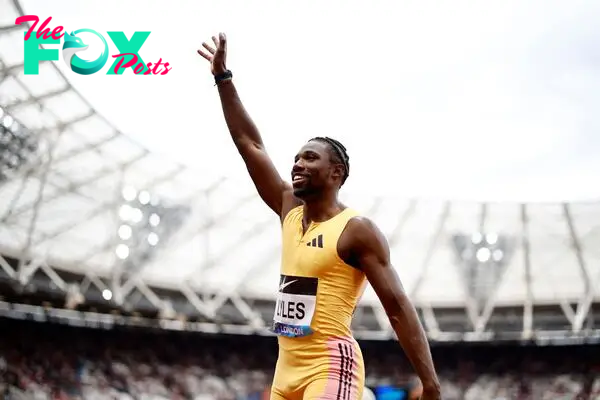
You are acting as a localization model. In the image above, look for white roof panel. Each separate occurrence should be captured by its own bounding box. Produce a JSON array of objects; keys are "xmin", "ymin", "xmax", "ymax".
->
[
  {"xmin": 75, "ymin": 174, "xmax": 120, "ymax": 202},
  {"xmin": 52, "ymin": 129, "xmax": 91, "ymax": 159},
  {"xmin": 99, "ymin": 136, "xmax": 146, "ymax": 164},
  {"xmin": 0, "ymin": 76, "xmax": 29, "ymax": 105},
  {"xmin": 0, "ymin": 0, "xmax": 19, "ymax": 25},
  {"xmin": 18, "ymin": 62, "xmax": 67, "ymax": 97},
  {"xmin": 495, "ymin": 244, "xmax": 527, "ymax": 305},
  {"xmin": 41, "ymin": 91, "xmax": 90, "ymax": 121},
  {"xmin": 0, "ymin": 178, "xmax": 26, "ymax": 213},
  {"xmin": 51, "ymin": 150, "xmax": 108, "ymax": 182},
  {"xmin": 0, "ymin": 28, "xmax": 26, "ymax": 68},
  {"xmin": 10, "ymin": 104, "xmax": 58, "ymax": 131},
  {"xmin": 29, "ymin": 194, "xmax": 97, "ymax": 233},
  {"xmin": 69, "ymin": 116, "xmax": 116, "ymax": 142},
  {"xmin": 0, "ymin": 226, "xmax": 27, "ymax": 252}
]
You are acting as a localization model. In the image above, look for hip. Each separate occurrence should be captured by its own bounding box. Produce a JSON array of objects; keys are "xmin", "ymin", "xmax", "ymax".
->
[
  {"xmin": 276, "ymin": 335, "xmax": 364, "ymax": 372},
  {"xmin": 273, "ymin": 335, "xmax": 365, "ymax": 397}
]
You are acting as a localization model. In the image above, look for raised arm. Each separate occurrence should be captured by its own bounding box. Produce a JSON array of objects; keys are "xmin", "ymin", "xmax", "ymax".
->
[
  {"xmin": 342, "ymin": 217, "xmax": 441, "ymax": 400},
  {"xmin": 197, "ymin": 33, "xmax": 298, "ymax": 219}
]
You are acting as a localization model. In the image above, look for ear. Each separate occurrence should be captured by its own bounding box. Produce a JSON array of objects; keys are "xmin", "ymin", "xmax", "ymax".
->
[{"xmin": 331, "ymin": 163, "xmax": 344, "ymax": 181}]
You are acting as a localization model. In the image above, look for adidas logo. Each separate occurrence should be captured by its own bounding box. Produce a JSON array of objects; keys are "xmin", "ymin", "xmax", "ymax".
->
[{"xmin": 306, "ymin": 234, "xmax": 324, "ymax": 248}]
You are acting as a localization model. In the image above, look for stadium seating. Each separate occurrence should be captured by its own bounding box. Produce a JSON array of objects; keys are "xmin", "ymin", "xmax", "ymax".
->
[{"xmin": 1, "ymin": 318, "xmax": 599, "ymax": 400}]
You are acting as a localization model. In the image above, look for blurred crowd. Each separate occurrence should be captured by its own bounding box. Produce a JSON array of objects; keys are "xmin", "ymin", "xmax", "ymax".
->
[{"xmin": 0, "ymin": 318, "xmax": 599, "ymax": 400}]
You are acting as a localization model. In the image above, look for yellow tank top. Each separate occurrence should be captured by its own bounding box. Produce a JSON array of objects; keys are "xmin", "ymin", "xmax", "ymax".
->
[{"xmin": 271, "ymin": 205, "xmax": 367, "ymax": 355}]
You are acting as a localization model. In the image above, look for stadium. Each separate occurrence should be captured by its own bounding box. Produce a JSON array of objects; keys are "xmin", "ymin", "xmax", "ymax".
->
[{"xmin": 1, "ymin": 0, "xmax": 600, "ymax": 399}]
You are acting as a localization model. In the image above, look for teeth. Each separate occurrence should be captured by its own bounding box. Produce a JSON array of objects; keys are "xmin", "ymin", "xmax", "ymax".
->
[{"xmin": 293, "ymin": 175, "xmax": 304, "ymax": 182}]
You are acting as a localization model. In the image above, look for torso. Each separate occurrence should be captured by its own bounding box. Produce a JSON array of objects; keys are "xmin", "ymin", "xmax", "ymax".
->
[{"xmin": 271, "ymin": 205, "xmax": 367, "ymax": 357}]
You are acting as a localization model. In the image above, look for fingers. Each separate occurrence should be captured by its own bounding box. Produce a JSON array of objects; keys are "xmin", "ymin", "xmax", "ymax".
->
[
  {"xmin": 196, "ymin": 49, "xmax": 212, "ymax": 61},
  {"xmin": 202, "ymin": 42, "xmax": 216, "ymax": 55},
  {"xmin": 198, "ymin": 33, "xmax": 226, "ymax": 60},
  {"xmin": 218, "ymin": 32, "xmax": 227, "ymax": 51}
]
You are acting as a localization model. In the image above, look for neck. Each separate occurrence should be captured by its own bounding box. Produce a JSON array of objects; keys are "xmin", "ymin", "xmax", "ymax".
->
[{"xmin": 302, "ymin": 190, "xmax": 343, "ymax": 222}]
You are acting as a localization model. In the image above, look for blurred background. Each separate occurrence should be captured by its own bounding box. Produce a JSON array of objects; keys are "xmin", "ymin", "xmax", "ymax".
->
[{"xmin": 1, "ymin": 0, "xmax": 599, "ymax": 399}]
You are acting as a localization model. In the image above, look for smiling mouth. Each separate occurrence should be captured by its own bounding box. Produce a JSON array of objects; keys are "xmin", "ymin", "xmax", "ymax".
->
[{"xmin": 292, "ymin": 175, "xmax": 308, "ymax": 185}]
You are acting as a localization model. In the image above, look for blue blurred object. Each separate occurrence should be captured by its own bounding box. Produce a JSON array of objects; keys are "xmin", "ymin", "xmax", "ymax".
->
[{"xmin": 373, "ymin": 385, "xmax": 408, "ymax": 400}]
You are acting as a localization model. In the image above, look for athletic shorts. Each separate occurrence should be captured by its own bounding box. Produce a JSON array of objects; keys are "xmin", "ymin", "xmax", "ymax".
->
[{"xmin": 270, "ymin": 336, "xmax": 365, "ymax": 400}]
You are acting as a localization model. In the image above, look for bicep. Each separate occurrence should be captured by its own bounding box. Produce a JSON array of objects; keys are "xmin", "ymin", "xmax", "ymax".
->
[
  {"xmin": 363, "ymin": 261, "xmax": 407, "ymax": 315},
  {"xmin": 361, "ymin": 253, "xmax": 407, "ymax": 315},
  {"xmin": 353, "ymin": 219, "xmax": 407, "ymax": 314},
  {"xmin": 236, "ymin": 139, "xmax": 294, "ymax": 217}
]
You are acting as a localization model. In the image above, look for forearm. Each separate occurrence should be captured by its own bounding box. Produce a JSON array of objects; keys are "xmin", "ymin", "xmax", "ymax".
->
[
  {"xmin": 388, "ymin": 298, "xmax": 440, "ymax": 391},
  {"xmin": 217, "ymin": 80, "xmax": 263, "ymax": 147}
]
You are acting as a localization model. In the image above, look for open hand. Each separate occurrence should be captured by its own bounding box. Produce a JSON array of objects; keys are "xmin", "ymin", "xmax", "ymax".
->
[{"xmin": 197, "ymin": 32, "xmax": 228, "ymax": 76}]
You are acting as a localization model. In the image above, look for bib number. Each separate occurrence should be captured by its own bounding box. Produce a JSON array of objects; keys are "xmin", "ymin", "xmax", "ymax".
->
[{"xmin": 271, "ymin": 275, "xmax": 318, "ymax": 338}]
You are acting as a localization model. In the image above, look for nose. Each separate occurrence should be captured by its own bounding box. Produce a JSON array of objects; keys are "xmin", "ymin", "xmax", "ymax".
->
[{"xmin": 292, "ymin": 159, "xmax": 306, "ymax": 172}]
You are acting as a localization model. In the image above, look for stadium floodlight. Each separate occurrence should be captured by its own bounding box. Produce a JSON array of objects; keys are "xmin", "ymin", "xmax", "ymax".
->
[
  {"xmin": 149, "ymin": 213, "xmax": 160, "ymax": 227},
  {"xmin": 102, "ymin": 289, "xmax": 113, "ymax": 301},
  {"xmin": 112, "ymin": 189, "xmax": 189, "ymax": 307},
  {"xmin": 2, "ymin": 115, "xmax": 13, "ymax": 128},
  {"xmin": 451, "ymin": 232, "xmax": 513, "ymax": 308},
  {"xmin": 492, "ymin": 249, "xmax": 504, "ymax": 262},
  {"xmin": 118, "ymin": 225, "xmax": 132, "ymax": 240},
  {"xmin": 116, "ymin": 244, "xmax": 130, "ymax": 259},
  {"xmin": 130, "ymin": 207, "xmax": 143, "ymax": 223},
  {"xmin": 119, "ymin": 204, "xmax": 133, "ymax": 220},
  {"xmin": 476, "ymin": 247, "xmax": 491, "ymax": 262},
  {"xmin": 122, "ymin": 186, "xmax": 137, "ymax": 201},
  {"xmin": 471, "ymin": 232, "xmax": 483, "ymax": 244},
  {"xmin": 138, "ymin": 190, "xmax": 151, "ymax": 205},
  {"xmin": 147, "ymin": 232, "xmax": 159, "ymax": 246},
  {"xmin": 486, "ymin": 232, "xmax": 498, "ymax": 245}
]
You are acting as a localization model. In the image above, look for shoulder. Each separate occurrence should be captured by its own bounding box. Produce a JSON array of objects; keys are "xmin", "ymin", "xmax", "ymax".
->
[
  {"xmin": 339, "ymin": 216, "xmax": 389, "ymax": 258},
  {"xmin": 280, "ymin": 189, "xmax": 303, "ymax": 223},
  {"xmin": 344, "ymin": 216, "xmax": 386, "ymax": 241}
]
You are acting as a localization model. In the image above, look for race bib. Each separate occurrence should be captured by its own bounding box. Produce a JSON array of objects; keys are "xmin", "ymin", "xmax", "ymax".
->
[{"xmin": 270, "ymin": 275, "xmax": 318, "ymax": 338}]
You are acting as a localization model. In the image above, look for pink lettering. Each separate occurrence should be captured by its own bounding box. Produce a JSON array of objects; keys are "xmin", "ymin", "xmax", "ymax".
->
[
  {"xmin": 51, "ymin": 26, "xmax": 64, "ymax": 40},
  {"xmin": 36, "ymin": 17, "xmax": 53, "ymax": 39},
  {"xmin": 143, "ymin": 63, "xmax": 153, "ymax": 75},
  {"xmin": 160, "ymin": 62, "xmax": 172, "ymax": 75},
  {"xmin": 133, "ymin": 62, "xmax": 145, "ymax": 75},
  {"xmin": 15, "ymin": 15, "xmax": 64, "ymax": 41},
  {"xmin": 112, "ymin": 53, "xmax": 139, "ymax": 73},
  {"xmin": 112, "ymin": 54, "xmax": 172, "ymax": 76}
]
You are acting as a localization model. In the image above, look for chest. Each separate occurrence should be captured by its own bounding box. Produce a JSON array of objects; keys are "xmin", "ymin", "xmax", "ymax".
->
[{"xmin": 280, "ymin": 223, "xmax": 339, "ymax": 277}]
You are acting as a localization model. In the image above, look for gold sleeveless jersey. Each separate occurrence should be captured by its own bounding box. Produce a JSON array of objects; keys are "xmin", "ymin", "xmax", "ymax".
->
[{"xmin": 271, "ymin": 205, "xmax": 367, "ymax": 356}]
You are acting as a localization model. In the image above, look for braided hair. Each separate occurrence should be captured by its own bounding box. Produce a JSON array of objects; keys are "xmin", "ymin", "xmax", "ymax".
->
[{"xmin": 309, "ymin": 136, "xmax": 350, "ymax": 186}]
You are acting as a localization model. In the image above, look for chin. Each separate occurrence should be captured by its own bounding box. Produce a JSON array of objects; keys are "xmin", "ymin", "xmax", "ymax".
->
[
  {"xmin": 293, "ymin": 188, "xmax": 307, "ymax": 198},
  {"xmin": 293, "ymin": 186, "xmax": 314, "ymax": 198}
]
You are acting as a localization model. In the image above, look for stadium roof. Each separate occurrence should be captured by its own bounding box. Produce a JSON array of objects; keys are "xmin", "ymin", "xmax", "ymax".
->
[{"xmin": 1, "ymin": 0, "xmax": 600, "ymax": 336}]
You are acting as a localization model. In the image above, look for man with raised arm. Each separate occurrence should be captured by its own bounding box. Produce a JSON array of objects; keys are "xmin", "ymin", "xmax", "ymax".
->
[{"xmin": 197, "ymin": 33, "xmax": 441, "ymax": 400}]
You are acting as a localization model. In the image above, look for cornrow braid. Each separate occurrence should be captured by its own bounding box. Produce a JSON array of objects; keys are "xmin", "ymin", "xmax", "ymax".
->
[{"xmin": 309, "ymin": 136, "xmax": 350, "ymax": 185}]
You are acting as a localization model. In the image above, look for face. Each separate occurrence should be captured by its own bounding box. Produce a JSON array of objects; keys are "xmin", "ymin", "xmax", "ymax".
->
[{"xmin": 291, "ymin": 141, "xmax": 343, "ymax": 199}]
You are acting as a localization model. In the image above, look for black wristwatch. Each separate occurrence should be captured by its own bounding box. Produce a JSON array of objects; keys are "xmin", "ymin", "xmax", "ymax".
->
[{"xmin": 214, "ymin": 70, "xmax": 233, "ymax": 86}]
